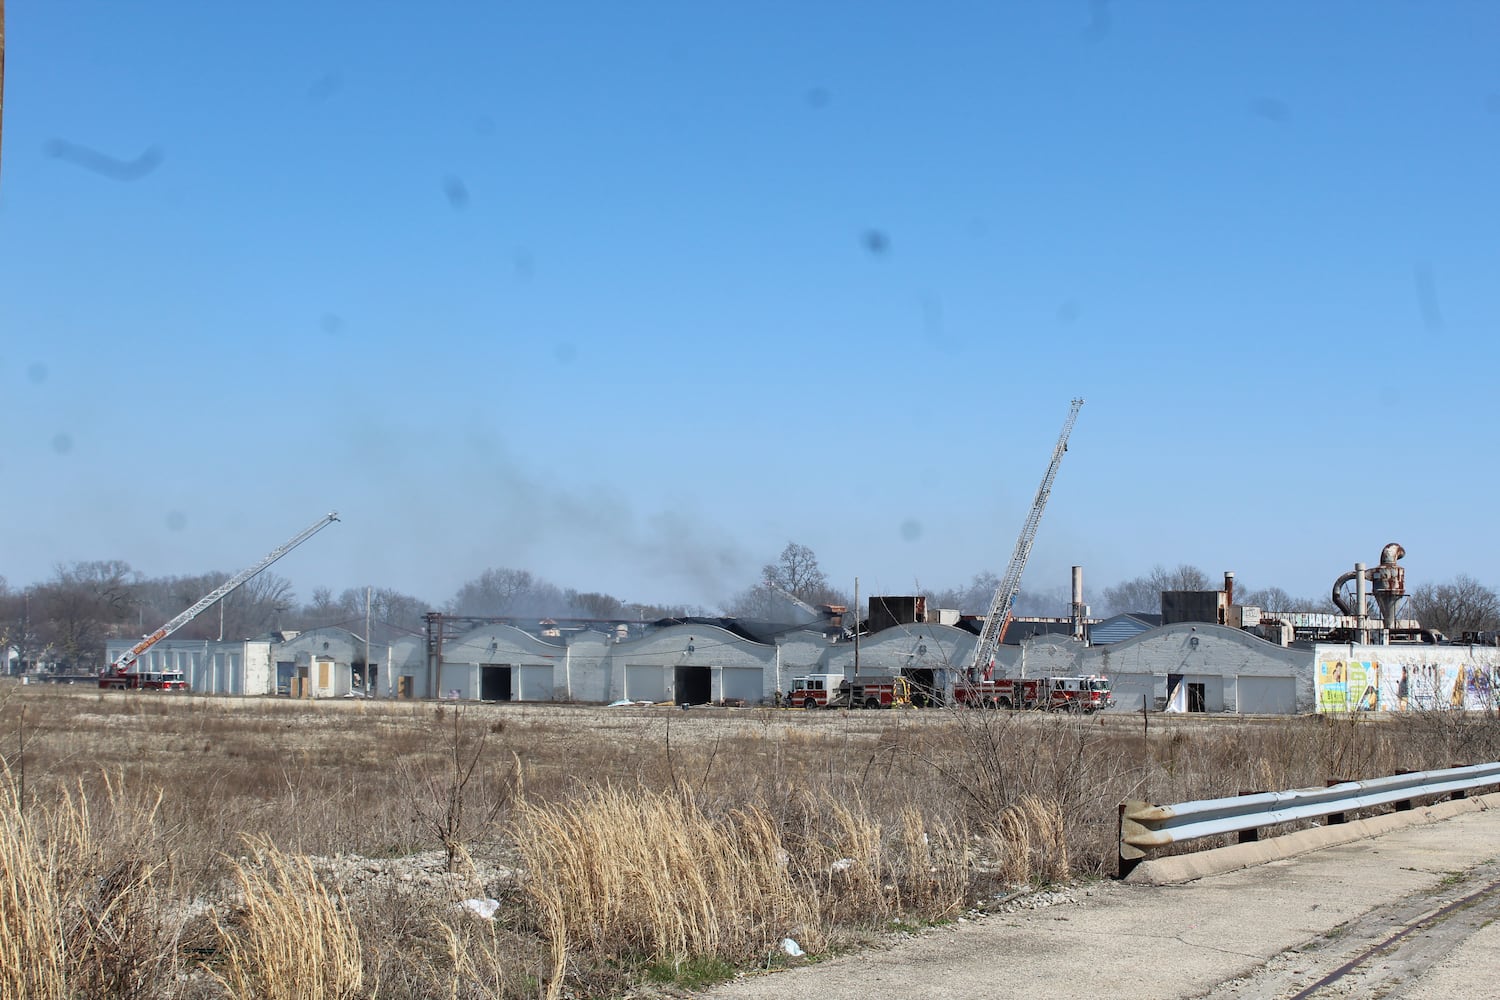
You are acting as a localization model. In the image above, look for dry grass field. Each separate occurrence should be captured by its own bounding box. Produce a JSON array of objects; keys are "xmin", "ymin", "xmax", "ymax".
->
[{"xmin": 2, "ymin": 681, "xmax": 1497, "ymax": 999}]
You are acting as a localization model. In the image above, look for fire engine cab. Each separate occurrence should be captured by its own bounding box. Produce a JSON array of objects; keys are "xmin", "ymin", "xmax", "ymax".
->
[{"xmin": 787, "ymin": 674, "xmax": 912, "ymax": 710}]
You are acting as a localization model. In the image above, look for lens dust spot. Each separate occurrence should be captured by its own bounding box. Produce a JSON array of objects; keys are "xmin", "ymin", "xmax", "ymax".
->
[
  {"xmin": 1414, "ymin": 263, "xmax": 1445, "ymax": 332},
  {"xmin": 28, "ymin": 362, "xmax": 49, "ymax": 384},
  {"xmin": 1082, "ymin": 0, "xmax": 1112, "ymax": 41},
  {"xmin": 443, "ymin": 175, "xmax": 470, "ymax": 210},
  {"xmin": 553, "ymin": 342, "xmax": 577, "ymax": 365},
  {"xmin": 1057, "ymin": 300, "xmax": 1081, "ymax": 324},
  {"xmin": 514, "ymin": 251, "xmax": 535, "ymax": 281},
  {"xmin": 166, "ymin": 510, "xmax": 188, "ymax": 532},
  {"xmin": 900, "ymin": 518, "xmax": 923, "ymax": 542},
  {"xmin": 320, "ymin": 313, "xmax": 344, "ymax": 335},
  {"xmin": 307, "ymin": 73, "xmax": 342, "ymax": 102},
  {"xmin": 1250, "ymin": 97, "xmax": 1291, "ymax": 123},
  {"xmin": 52, "ymin": 432, "xmax": 74, "ymax": 455},
  {"xmin": 861, "ymin": 229, "xmax": 891, "ymax": 256},
  {"xmin": 45, "ymin": 139, "xmax": 164, "ymax": 181}
]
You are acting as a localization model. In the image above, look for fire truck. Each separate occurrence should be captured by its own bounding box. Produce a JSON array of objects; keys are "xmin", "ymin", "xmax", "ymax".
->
[
  {"xmin": 100, "ymin": 512, "xmax": 338, "ymax": 691},
  {"xmin": 952, "ymin": 674, "xmax": 1114, "ymax": 712},
  {"xmin": 787, "ymin": 674, "xmax": 912, "ymax": 709}
]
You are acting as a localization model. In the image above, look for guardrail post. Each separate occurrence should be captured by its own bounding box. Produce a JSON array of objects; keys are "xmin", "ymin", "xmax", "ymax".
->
[
  {"xmin": 1325, "ymin": 779, "xmax": 1347, "ymax": 825},
  {"xmin": 1117, "ymin": 801, "xmax": 1147, "ymax": 879},
  {"xmin": 1236, "ymin": 789, "xmax": 1264, "ymax": 843},
  {"xmin": 1452, "ymin": 762, "xmax": 1471, "ymax": 799}
]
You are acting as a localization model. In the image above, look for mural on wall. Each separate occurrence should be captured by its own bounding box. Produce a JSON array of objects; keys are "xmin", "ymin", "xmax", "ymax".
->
[
  {"xmin": 1316, "ymin": 653, "xmax": 1500, "ymax": 713},
  {"xmin": 1316, "ymin": 659, "xmax": 1381, "ymax": 712}
]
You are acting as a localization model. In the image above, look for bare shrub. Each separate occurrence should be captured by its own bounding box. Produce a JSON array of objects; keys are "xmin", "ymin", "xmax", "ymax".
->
[
  {"xmin": 1387, "ymin": 708, "xmax": 1500, "ymax": 767},
  {"xmin": 405, "ymin": 706, "xmax": 520, "ymax": 874},
  {"xmin": 209, "ymin": 837, "xmax": 364, "ymax": 1000},
  {"xmin": 906, "ymin": 709, "xmax": 1133, "ymax": 878}
]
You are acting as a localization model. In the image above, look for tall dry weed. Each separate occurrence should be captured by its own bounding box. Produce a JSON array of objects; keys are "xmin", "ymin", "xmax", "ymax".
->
[
  {"xmin": 209, "ymin": 836, "xmax": 365, "ymax": 1000},
  {"xmin": 991, "ymin": 794, "xmax": 1070, "ymax": 885},
  {"xmin": 512, "ymin": 785, "xmax": 819, "ymax": 994},
  {"xmin": 0, "ymin": 766, "xmax": 67, "ymax": 999},
  {"xmin": 0, "ymin": 766, "xmax": 175, "ymax": 1000}
]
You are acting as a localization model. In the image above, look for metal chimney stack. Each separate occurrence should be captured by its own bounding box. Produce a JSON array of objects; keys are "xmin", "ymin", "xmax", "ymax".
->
[{"xmin": 1071, "ymin": 566, "xmax": 1086, "ymax": 640}]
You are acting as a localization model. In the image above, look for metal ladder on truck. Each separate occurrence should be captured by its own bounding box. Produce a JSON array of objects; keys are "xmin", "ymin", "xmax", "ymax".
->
[
  {"xmin": 966, "ymin": 399, "xmax": 1083, "ymax": 683},
  {"xmin": 101, "ymin": 511, "xmax": 340, "ymax": 688}
]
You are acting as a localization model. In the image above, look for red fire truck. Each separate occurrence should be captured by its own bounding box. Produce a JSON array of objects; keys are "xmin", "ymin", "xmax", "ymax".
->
[
  {"xmin": 787, "ymin": 674, "xmax": 912, "ymax": 709},
  {"xmin": 953, "ymin": 675, "xmax": 1113, "ymax": 712}
]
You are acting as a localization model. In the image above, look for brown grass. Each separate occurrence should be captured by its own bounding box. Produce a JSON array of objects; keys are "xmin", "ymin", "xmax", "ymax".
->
[
  {"xmin": 512, "ymin": 787, "xmax": 818, "ymax": 978},
  {"xmin": 1, "ymin": 683, "xmax": 1497, "ymax": 998},
  {"xmin": 0, "ymin": 765, "xmax": 177, "ymax": 999},
  {"xmin": 208, "ymin": 837, "xmax": 364, "ymax": 1000}
]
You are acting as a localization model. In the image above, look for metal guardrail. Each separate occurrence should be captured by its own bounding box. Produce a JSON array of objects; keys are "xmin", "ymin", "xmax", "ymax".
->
[{"xmin": 1118, "ymin": 761, "xmax": 1500, "ymax": 877}]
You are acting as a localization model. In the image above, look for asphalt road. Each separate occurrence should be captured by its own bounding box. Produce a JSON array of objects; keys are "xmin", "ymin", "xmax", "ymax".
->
[{"xmin": 703, "ymin": 801, "xmax": 1500, "ymax": 1000}]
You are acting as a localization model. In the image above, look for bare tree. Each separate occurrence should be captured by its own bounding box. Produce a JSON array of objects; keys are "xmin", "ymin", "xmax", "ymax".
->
[
  {"xmin": 1099, "ymin": 564, "xmax": 1213, "ymax": 617},
  {"xmin": 924, "ymin": 572, "xmax": 1001, "ymax": 615},
  {"xmin": 446, "ymin": 568, "xmax": 566, "ymax": 618},
  {"xmin": 724, "ymin": 542, "xmax": 845, "ymax": 620},
  {"xmin": 0, "ymin": 582, "xmax": 43, "ymax": 674},
  {"xmin": 132, "ymin": 571, "xmax": 297, "ymax": 641},
  {"xmin": 335, "ymin": 586, "xmax": 430, "ymax": 634},
  {"xmin": 1237, "ymin": 585, "xmax": 1335, "ymax": 615},
  {"xmin": 1407, "ymin": 575, "xmax": 1500, "ymax": 636},
  {"xmin": 563, "ymin": 589, "xmax": 624, "ymax": 620},
  {"xmin": 296, "ymin": 586, "xmax": 345, "ymax": 629},
  {"xmin": 33, "ymin": 560, "xmax": 141, "ymax": 670},
  {"xmin": 761, "ymin": 542, "xmax": 832, "ymax": 602}
]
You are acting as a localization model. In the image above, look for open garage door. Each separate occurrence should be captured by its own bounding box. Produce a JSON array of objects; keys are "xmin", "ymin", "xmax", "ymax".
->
[
  {"xmin": 675, "ymin": 666, "xmax": 711, "ymax": 705},
  {"xmin": 902, "ymin": 667, "xmax": 938, "ymax": 707},
  {"xmin": 480, "ymin": 665, "xmax": 512, "ymax": 702},
  {"xmin": 1236, "ymin": 676, "xmax": 1296, "ymax": 714}
]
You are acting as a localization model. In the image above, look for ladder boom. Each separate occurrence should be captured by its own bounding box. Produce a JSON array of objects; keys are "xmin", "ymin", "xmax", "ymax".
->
[
  {"xmin": 970, "ymin": 399, "xmax": 1083, "ymax": 677},
  {"xmin": 107, "ymin": 511, "xmax": 340, "ymax": 676}
]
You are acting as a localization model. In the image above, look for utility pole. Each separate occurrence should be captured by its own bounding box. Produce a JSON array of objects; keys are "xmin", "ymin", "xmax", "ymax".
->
[{"xmin": 364, "ymin": 586, "xmax": 372, "ymax": 695}]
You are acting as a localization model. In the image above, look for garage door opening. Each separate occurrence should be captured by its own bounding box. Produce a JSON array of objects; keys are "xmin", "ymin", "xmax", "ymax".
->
[
  {"xmin": 675, "ymin": 666, "xmax": 712, "ymax": 705},
  {"xmin": 902, "ymin": 667, "xmax": 938, "ymax": 707},
  {"xmin": 1187, "ymin": 682, "xmax": 1206, "ymax": 713},
  {"xmin": 481, "ymin": 665, "xmax": 512, "ymax": 702}
]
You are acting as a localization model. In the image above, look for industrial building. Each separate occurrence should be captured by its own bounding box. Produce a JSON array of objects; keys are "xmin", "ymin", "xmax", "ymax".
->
[
  {"xmin": 100, "ymin": 542, "xmax": 1500, "ymax": 717},
  {"xmin": 104, "ymin": 626, "xmax": 426, "ymax": 698}
]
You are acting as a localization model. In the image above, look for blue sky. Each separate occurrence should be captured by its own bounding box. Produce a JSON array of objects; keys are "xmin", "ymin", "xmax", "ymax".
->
[{"xmin": 3, "ymin": 2, "xmax": 1498, "ymax": 613}]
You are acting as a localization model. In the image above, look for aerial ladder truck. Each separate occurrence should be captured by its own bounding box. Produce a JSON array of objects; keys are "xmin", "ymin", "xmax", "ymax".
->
[
  {"xmin": 100, "ymin": 511, "xmax": 339, "ymax": 690},
  {"xmin": 952, "ymin": 400, "xmax": 1110, "ymax": 708}
]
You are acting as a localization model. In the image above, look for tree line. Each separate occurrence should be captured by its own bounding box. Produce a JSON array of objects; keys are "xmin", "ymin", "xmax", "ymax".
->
[{"xmin": 4, "ymin": 545, "xmax": 1497, "ymax": 674}]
